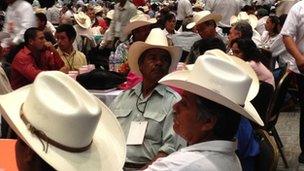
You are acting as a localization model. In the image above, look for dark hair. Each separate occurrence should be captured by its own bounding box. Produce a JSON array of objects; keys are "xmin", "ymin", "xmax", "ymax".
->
[
  {"xmin": 234, "ymin": 21, "xmax": 253, "ymax": 39},
  {"xmin": 279, "ymin": 14, "xmax": 287, "ymax": 26},
  {"xmin": 138, "ymin": 48, "xmax": 171, "ymax": 66},
  {"xmin": 56, "ymin": 24, "xmax": 77, "ymax": 41},
  {"xmin": 24, "ymin": 27, "xmax": 42, "ymax": 44},
  {"xmin": 232, "ymin": 38, "xmax": 262, "ymax": 62},
  {"xmin": 159, "ymin": 11, "xmax": 176, "ymax": 29},
  {"xmin": 195, "ymin": 95, "xmax": 241, "ymax": 140},
  {"xmin": 186, "ymin": 38, "xmax": 226, "ymax": 64},
  {"xmin": 268, "ymin": 15, "xmax": 281, "ymax": 34},
  {"xmin": 35, "ymin": 12, "xmax": 47, "ymax": 26},
  {"xmin": 151, "ymin": 3, "xmax": 158, "ymax": 11}
]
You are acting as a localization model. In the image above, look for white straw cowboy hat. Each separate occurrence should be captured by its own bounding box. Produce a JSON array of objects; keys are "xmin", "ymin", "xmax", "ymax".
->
[
  {"xmin": 106, "ymin": 10, "xmax": 114, "ymax": 20},
  {"xmin": 0, "ymin": 71, "xmax": 126, "ymax": 170},
  {"xmin": 187, "ymin": 11, "xmax": 222, "ymax": 29},
  {"xmin": 159, "ymin": 50, "xmax": 264, "ymax": 126},
  {"xmin": 0, "ymin": 32, "xmax": 10, "ymax": 40},
  {"xmin": 128, "ymin": 28, "xmax": 182, "ymax": 76},
  {"xmin": 230, "ymin": 12, "xmax": 258, "ymax": 28},
  {"xmin": 94, "ymin": 5, "xmax": 103, "ymax": 14},
  {"xmin": 74, "ymin": 12, "xmax": 91, "ymax": 29},
  {"xmin": 123, "ymin": 14, "xmax": 157, "ymax": 36}
]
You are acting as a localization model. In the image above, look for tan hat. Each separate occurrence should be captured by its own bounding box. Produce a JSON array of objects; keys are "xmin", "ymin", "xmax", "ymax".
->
[
  {"xmin": 123, "ymin": 14, "xmax": 157, "ymax": 36},
  {"xmin": 94, "ymin": 5, "xmax": 103, "ymax": 14},
  {"xmin": 34, "ymin": 7, "xmax": 47, "ymax": 14},
  {"xmin": 187, "ymin": 11, "xmax": 222, "ymax": 29},
  {"xmin": 159, "ymin": 49, "xmax": 264, "ymax": 126},
  {"xmin": 0, "ymin": 71, "xmax": 126, "ymax": 170},
  {"xmin": 106, "ymin": 10, "xmax": 114, "ymax": 20},
  {"xmin": 230, "ymin": 12, "xmax": 258, "ymax": 28},
  {"xmin": 138, "ymin": 6, "xmax": 149, "ymax": 13},
  {"xmin": 128, "ymin": 28, "xmax": 182, "ymax": 76},
  {"xmin": 74, "ymin": 12, "xmax": 91, "ymax": 29}
]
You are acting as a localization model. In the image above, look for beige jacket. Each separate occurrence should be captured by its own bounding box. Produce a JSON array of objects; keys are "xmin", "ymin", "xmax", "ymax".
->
[{"xmin": 0, "ymin": 66, "xmax": 12, "ymax": 95}]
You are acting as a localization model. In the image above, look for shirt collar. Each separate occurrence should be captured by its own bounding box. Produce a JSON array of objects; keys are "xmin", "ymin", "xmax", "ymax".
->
[
  {"xmin": 58, "ymin": 48, "xmax": 76, "ymax": 57},
  {"xmin": 181, "ymin": 140, "xmax": 237, "ymax": 154},
  {"xmin": 130, "ymin": 82, "xmax": 166, "ymax": 98}
]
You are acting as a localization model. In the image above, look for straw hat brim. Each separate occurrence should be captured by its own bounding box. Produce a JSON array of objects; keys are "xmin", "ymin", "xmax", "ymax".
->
[
  {"xmin": 159, "ymin": 70, "xmax": 264, "ymax": 126},
  {"xmin": 128, "ymin": 41, "xmax": 182, "ymax": 76},
  {"xmin": 123, "ymin": 19, "xmax": 156, "ymax": 36},
  {"xmin": 187, "ymin": 13, "xmax": 222, "ymax": 29},
  {"xmin": 0, "ymin": 85, "xmax": 126, "ymax": 171},
  {"xmin": 74, "ymin": 14, "xmax": 91, "ymax": 29}
]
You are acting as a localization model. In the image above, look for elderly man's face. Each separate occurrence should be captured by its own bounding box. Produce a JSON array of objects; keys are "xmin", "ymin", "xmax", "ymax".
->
[
  {"xmin": 195, "ymin": 20, "xmax": 216, "ymax": 39},
  {"xmin": 173, "ymin": 91, "xmax": 215, "ymax": 144},
  {"xmin": 139, "ymin": 48, "xmax": 171, "ymax": 82}
]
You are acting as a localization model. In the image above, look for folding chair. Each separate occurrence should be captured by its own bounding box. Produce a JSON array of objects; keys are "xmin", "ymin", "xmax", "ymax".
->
[
  {"xmin": 265, "ymin": 70, "xmax": 294, "ymax": 168},
  {"xmin": 255, "ymin": 129, "xmax": 279, "ymax": 171}
]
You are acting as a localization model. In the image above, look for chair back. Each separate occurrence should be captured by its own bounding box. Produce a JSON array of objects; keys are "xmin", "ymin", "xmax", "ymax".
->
[
  {"xmin": 255, "ymin": 129, "xmax": 279, "ymax": 171},
  {"xmin": 272, "ymin": 63, "xmax": 288, "ymax": 86},
  {"xmin": 251, "ymin": 81, "xmax": 274, "ymax": 124},
  {"xmin": 265, "ymin": 71, "xmax": 294, "ymax": 129}
]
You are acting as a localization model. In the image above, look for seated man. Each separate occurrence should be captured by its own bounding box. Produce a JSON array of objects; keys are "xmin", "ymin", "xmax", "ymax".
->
[
  {"xmin": 55, "ymin": 24, "xmax": 87, "ymax": 71},
  {"xmin": 110, "ymin": 28, "xmax": 185, "ymax": 169},
  {"xmin": 10, "ymin": 27, "xmax": 66, "ymax": 90},
  {"xmin": 145, "ymin": 52, "xmax": 264, "ymax": 170}
]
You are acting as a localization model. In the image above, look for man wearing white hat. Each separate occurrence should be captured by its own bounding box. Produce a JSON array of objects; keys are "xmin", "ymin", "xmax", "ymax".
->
[
  {"xmin": 110, "ymin": 28, "xmax": 185, "ymax": 169},
  {"xmin": 0, "ymin": 71, "xmax": 126, "ymax": 170},
  {"xmin": 145, "ymin": 50, "xmax": 264, "ymax": 171}
]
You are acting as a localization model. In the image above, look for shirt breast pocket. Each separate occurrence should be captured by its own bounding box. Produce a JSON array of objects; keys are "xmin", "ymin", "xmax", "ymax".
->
[
  {"xmin": 113, "ymin": 109, "xmax": 132, "ymax": 131},
  {"xmin": 144, "ymin": 112, "xmax": 166, "ymax": 142}
]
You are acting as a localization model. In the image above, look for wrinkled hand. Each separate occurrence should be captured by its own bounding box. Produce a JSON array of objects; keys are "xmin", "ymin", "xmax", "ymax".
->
[
  {"xmin": 296, "ymin": 56, "xmax": 304, "ymax": 74},
  {"xmin": 44, "ymin": 41, "xmax": 56, "ymax": 52},
  {"xmin": 59, "ymin": 65, "xmax": 70, "ymax": 74}
]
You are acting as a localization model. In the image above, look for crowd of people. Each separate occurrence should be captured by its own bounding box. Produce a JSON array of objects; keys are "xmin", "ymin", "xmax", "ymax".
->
[{"xmin": 0, "ymin": 0, "xmax": 303, "ymax": 170}]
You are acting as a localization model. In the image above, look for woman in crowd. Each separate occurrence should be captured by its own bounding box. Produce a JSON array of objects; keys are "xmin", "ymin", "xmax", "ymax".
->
[
  {"xmin": 231, "ymin": 38, "xmax": 275, "ymax": 88},
  {"xmin": 160, "ymin": 11, "xmax": 178, "ymax": 38}
]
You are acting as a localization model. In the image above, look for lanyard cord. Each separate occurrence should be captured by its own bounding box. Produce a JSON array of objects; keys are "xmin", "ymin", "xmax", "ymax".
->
[
  {"xmin": 63, "ymin": 51, "xmax": 76, "ymax": 70},
  {"xmin": 135, "ymin": 85, "xmax": 154, "ymax": 114}
]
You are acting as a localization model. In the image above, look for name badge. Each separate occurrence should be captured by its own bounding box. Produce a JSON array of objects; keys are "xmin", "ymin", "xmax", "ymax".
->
[{"xmin": 126, "ymin": 121, "xmax": 148, "ymax": 145}]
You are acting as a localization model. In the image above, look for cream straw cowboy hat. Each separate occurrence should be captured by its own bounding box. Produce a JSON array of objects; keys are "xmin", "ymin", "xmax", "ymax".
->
[
  {"xmin": 74, "ymin": 12, "xmax": 91, "ymax": 29},
  {"xmin": 123, "ymin": 13, "xmax": 157, "ymax": 36},
  {"xmin": 230, "ymin": 11, "xmax": 258, "ymax": 28},
  {"xmin": 187, "ymin": 11, "xmax": 222, "ymax": 29},
  {"xmin": 159, "ymin": 50, "xmax": 264, "ymax": 126},
  {"xmin": 128, "ymin": 28, "xmax": 182, "ymax": 76},
  {"xmin": 106, "ymin": 10, "xmax": 114, "ymax": 20},
  {"xmin": 94, "ymin": 5, "xmax": 103, "ymax": 14},
  {"xmin": 0, "ymin": 71, "xmax": 126, "ymax": 170}
]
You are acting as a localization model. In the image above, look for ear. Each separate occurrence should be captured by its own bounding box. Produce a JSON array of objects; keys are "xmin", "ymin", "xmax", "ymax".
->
[
  {"xmin": 199, "ymin": 116, "xmax": 217, "ymax": 132},
  {"xmin": 28, "ymin": 39, "xmax": 34, "ymax": 46}
]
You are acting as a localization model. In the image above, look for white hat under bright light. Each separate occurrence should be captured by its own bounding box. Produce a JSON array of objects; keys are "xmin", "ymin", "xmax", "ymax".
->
[
  {"xmin": 106, "ymin": 10, "xmax": 114, "ymax": 20},
  {"xmin": 128, "ymin": 28, "xmax": 182, "ymax": 76},
  {"xmin": 123, "ymin": 14, "xmax": 157, "ymax": 36},
  {"xmin": 0, "ymin": 71, "xmax": 126, "ymax": 170},
  {"xmin": 74, "ymin": 12, "xmax": 91, "ymax": 29},
  {"xmin": 159, "ymin": 50, "xmax": 264, "ymax": 126},
  {"xmin": 187, "ymin": 11, "xmax": 222, "ymax": 29},
  {"xmin": 230, "ymin": 12, "xmax": 258, "ymax": 28}
]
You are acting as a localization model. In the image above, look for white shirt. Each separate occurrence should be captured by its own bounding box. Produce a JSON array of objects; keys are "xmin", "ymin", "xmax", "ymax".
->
[
  {"xmin": 176, "ymin": 0, "xmax": 193, "ymax": 21},
  {"xmin": 145, "ymin": 140, "xmax": 242, "ymax": 171},
  {"xmin": 256, "ymin": 16, "xmax": 268, "ymax": 36},
  {"xmin": 2, "ymin": 0, "xmax": 36, "ymax": 46},
  {"xmin": 280, "ymin": 0, "xmax": 304, "ymax": 73},
  {"xmin": 261, "ymin": 31, "xmax": 299, "ymax": 73},
  {"xmin": 203, "ymin": 0, "xmax": 244, "ymax": 27}
]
